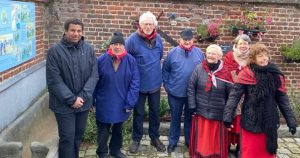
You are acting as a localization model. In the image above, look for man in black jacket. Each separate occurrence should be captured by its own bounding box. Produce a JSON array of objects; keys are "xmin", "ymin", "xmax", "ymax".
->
[{"xmin": 46, "ymin": 18, "xmax": 98, "ymax": 158}]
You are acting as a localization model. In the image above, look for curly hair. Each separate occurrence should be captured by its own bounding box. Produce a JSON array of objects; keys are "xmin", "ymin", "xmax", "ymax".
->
[{"xmin": 248, "ymin": 43, "xmax": 270, "ymax": 65}]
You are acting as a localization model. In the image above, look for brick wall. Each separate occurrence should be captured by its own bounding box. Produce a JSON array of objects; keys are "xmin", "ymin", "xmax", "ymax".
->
[
  {"xmin": 0, "ymin": 0, "xmax": 48, "ymax": 82},
  {"xmin": 1, "ymin": 0, "xmax": 300, "ymax": 91}
]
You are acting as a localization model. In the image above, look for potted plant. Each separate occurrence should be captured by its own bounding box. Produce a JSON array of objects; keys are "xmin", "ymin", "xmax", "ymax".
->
[
  {"xmin": 230, "ymin": 10, "xmax": 272, "ymax": 40},
  {"xmin": 197, "ymin": 19, "xmax": 221, "ymax": 42},
  {"xmin": 280, "ymin": 38, "xmax": 300, "ymax": 63}
]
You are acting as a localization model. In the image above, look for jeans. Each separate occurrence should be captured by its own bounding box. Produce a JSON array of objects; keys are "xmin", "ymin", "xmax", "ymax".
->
[
  {"xmin": 132, "ymin": 90, "xmax": 161, "ymax": 141},
  {"xmin": 96, "ymin": 122, "xmax": 123, "ymax": 156},
  {"xmin": 54, "ymin": 111, "xmax": 89, "ymax": 158},
  {"xmin": 167, "ymin": 94, "xmax": 192, "ymax": 146}
]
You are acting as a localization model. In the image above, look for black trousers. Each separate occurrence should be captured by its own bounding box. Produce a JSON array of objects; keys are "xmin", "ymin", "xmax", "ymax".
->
[
  {"xmin": 96, "ymin": 121, "xmax": 123, "ymax": 156},
  {"xmin": 54, "ymin": 110, "xmax": 89, "ymax": 158}
]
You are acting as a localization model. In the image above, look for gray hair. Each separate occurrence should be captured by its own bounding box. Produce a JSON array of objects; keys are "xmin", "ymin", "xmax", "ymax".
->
[
  {"xmin": 234, "ymin": 34, "xmax": 251, "ymax": 45},
  {"xmin": 206, "ymin": 44, "xmax": 223, "ymax": 57},
  {"xmin": 139, "ymin": 11, "xmax": 158, "ymax": 26}
]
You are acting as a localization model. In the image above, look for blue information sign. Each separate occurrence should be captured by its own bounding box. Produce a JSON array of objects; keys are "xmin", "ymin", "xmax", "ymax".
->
[{"xmin": 0, "ymin": 0, "xmax": 35, "ymax": 72}]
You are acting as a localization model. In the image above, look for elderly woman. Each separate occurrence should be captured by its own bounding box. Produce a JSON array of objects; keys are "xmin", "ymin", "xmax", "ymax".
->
[
  {"xmin": 223, "ymin": 43, "xmax": 298, "ymax": 158},
  {"xmin": 223, "ymin": 34, "xmax": 251, "ymax": 156},
  {"xmin": 188, "ymin": 44, "xmax": 233, "ymax": 158}
]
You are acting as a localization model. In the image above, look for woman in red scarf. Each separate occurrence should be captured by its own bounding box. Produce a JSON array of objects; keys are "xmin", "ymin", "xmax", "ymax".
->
[
  {"xmin": 223, "ymin": 34, "xmax": 251, "ymax": 156},
  {"xmin": 223, "ymin": 43, "xmax": 298, "ymax": 158},
  {"xmin": 188, "ymin": 44, "xmax": 233, "ymax": 158}
]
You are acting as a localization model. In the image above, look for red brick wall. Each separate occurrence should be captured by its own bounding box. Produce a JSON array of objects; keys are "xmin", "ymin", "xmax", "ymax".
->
[
  {"xmin": 0, "ymin": 0, "xmax": 48, "ymax": 82},
  {"xmin": 1, "ymin": 0, "xmax": 300, "ymax": 91}
]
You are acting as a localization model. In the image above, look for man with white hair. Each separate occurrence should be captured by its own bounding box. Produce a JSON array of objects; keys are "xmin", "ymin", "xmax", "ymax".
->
[{"xmin": 125, "ymin": 11, "xmax": 166, "ymax": 153}]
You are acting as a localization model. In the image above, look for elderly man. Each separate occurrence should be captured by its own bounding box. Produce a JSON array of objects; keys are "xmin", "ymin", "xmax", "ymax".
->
[
  {"xmin": 162, "ymin": 28, "xmax": 205, "ymax": 153},
  {"xmin": 125, "ymin": 11, "xmax": 165, "ymax": 153},
  {"xmin": 46, "ymin": 18, "xmax": 98, "ymax": 158},
  {"xmin": 94, "ymin": 32, "xmax": 140, "ymax": 158}
]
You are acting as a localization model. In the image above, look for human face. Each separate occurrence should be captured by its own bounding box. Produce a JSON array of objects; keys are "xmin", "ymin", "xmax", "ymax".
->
[
  {"xmin": 109, "ymin": 43, "xmax": 125, "ymax": 55},
  {"xmin": 179, "ymin": 38, "xmax": 194, "ymax": 48},
  {"xmin": 64, "ymin": 24, "xmax": 82, "ymax": 44},
  {"xmin": 255, "ymin": 53, "xmax": 269, "ymax": 66},
  {"xmin": 206, "ymin": 48, "xmax": 221, "ymax": 63},
  {"xmin": 140, "ymin": 17, "xmax": 155, "ymax": 35},
  {"xmin": 236, "ymin": 39, "xmax": 250, "ymax": 54}
]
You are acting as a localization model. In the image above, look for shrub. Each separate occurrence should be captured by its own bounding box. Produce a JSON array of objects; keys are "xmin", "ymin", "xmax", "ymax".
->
[
  {"xmin": 83, "ymin": 110, "xmax": 97, "ymax": 144},
  {"xmin": 280, "ymin": 38, "xmax": 300, "ymax": 61}
]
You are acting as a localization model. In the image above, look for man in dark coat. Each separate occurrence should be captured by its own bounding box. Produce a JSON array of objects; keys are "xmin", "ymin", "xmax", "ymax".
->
[{"xmin": 46, "ymin": 18, "xmax": 99, "ymax": 158}]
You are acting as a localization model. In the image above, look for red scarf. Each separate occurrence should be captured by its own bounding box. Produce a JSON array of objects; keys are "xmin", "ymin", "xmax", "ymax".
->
[
  {"xmin": 236, "ymin": 66, "xmax": 287, "ymax": 93},
  {"xmin": 107, "ymin": 48, "xmax": 127, "ymax": 63},
  {"xmin": 138, "ymin": 28, "xmax": 157, "ymax": 40},
  {"xmin": 223, "ymin": 51, "xmax": 244, "ymax": 81},
  {"xmin": 179, "ymin": 44, "xmax": 194, "ymax": 52},
  {"xmin": 202, "ymin": 60, "xmax": 233, "ymax": 92}
]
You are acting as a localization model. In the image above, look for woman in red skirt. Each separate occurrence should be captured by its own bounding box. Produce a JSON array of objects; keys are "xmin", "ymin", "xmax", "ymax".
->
[
  {"xmin": 223, "ymin": 43, "xmax": 298, "ymax": 158},
  {"xmin": 223, "ymin": 34, "xmax": 252, "ymax": 156},
  {"xmin": 188, "ymin": 44, "xmax": 233, "ymax": 158}
]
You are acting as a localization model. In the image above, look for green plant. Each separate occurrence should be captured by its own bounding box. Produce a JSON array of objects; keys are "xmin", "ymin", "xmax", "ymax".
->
[
  {"xmin": 280, "ymin": 38, "xmax": 300, "ymax": 61},
  {"xmin": 159, "ymin": 97, "xmax": 170, "ymax": 117},
  {"xmin": 197, "ymin": 24, "xmax": 209, "ymax": 39},
  {"xmin": 287, "ymin": 87, "xmax": 300, "ymax": 118},
  {"xmin": 197, "ymin": 20, "xmax": 221, "ymax": 38},
  {"xmin": 83, "ymin": 110, "xmax": 97, "ymax": 144}
]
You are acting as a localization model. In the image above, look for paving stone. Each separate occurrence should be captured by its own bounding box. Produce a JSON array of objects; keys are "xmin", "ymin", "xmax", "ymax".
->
[
  {"xmin": 283, "ymin": 138, "xmax": 295, "ymax": 142},
  {"xmin": 277, "ymin": 154, "xmax": 290, "ymax": 158},
  {"xmin": 285, "ymin": 143, "xmax": 299, "ymax": 148},
  {"xmin": 278, "ymin": 148, "xmax": 292, "ymax": 154},
  {"xmin": 278, "ymin": 138, "xmax": 283, "ymax": 143},
  {"xmin": 85, "ymin": 148, "xmax": 96, "ymax": 156},
  {"xmin": 81, "ymin": 135, "xmax": 300, "ymax": 158},
  {"xmin": 288, "ymin": 154, "xmax": 300, "ymax": 158},
  {"xmin": 294, "ymin": 138, "xmax": 300, "ymax": 143},
  {"xmin": 79, "ymin": 150, "xmax": 86, "ymax": 158},
  {"xmin": 289, "ymin": 148, "xmax": 300, "ymax": 154}
]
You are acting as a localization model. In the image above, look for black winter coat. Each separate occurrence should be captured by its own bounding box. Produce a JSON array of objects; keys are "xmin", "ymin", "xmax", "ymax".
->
[
  {"xmin": 223, "ymin": 83, "xmax": 298, "ymax": 132},
  {"xmin": 46, "ymin": 36, "xmax": 99, "ymax": 114},
  {"xmin": 188, "ymin": 64, "xmax": 232, "ymax": 121}
]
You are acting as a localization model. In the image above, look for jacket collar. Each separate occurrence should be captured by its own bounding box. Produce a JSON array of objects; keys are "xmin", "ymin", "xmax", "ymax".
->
[{"xmin": 61, "ymin": 35, "xmax": 85, "ymax": 48}]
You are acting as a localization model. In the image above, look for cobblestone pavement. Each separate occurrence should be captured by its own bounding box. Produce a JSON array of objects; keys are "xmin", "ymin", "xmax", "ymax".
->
[{"xmin": 79, "ymin": 136, "xmax": 300, "ymax": 158}]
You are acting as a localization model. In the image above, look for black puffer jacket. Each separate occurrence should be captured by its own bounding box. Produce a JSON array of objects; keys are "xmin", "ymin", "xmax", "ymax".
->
[
  {"xmin": 223, "ymin": 83, "xmax": 298, "ymax": 132},
  {"xmin": 46, "ymin": 36, "xmax": 99, "ymax": 114},
  {"xmin": 187, "ymin": 64, "xmax": 232, "ymax": 121}
]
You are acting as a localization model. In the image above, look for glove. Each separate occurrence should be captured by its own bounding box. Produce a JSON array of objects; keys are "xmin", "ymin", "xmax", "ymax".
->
[
  {"xmin": 224, "ymin": 121, "xmax": 232, "ymax": 129},
  {"xmin": 289, "ymin": 127, "xmax": 297, "ymax": 135}
]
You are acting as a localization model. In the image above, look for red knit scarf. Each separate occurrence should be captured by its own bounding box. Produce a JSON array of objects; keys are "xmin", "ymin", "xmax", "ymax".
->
[
  {"xmin": 107, "ymin": 48, "xmax": 127, "ymax": 63},
  {"xmin": 138, "ymin": 28, "xmax": 157, "ymax": 40},
  {"xmin": 179, "ymin": 44, "xmax": 194, "ymax": 52},
  {"xmin": 202, "ymin": 60, "xmax": 233, "ymax": 92}
]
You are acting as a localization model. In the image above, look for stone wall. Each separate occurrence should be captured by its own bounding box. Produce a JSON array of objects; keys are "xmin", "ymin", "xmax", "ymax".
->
[{"xmin": 45, "ymin": 0, "xmax": 300, "ymax": 90}]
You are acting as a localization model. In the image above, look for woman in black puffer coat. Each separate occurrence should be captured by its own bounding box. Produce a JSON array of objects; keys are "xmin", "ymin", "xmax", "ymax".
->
[{"xmin": 223, "ymin": 43, "xmax": 298, "ymax": 158}]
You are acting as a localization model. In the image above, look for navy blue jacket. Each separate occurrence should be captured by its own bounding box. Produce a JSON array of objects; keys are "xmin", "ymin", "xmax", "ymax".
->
[
  {"xmin": 46, "ymin": 36, "xmax": 99, "ymax": 114},
  {"xmin": 94, "ymin": 52, "xmax": 140, "ymax": 123}
]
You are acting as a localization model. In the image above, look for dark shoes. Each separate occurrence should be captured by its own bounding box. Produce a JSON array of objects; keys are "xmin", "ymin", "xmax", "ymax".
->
[
  {"xmin": 129, "ymin": 140, "xmax": 140, "ymax": 153},
  {"xmin": 167, "ymin": 145, "xmax": 176, "ymax": 153},
  {"xmin": 150, "ymin": 138, "xmax": 166, "ymax": 152},
  {"xmin": 110, "ymin": 151, "xmax": 127, "ymax": 158}
]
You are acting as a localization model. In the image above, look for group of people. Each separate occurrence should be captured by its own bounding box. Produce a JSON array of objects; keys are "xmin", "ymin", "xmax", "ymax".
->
[{"xmin": 46, "ymin": 11, "xmax": 298, "ymax": 158}]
